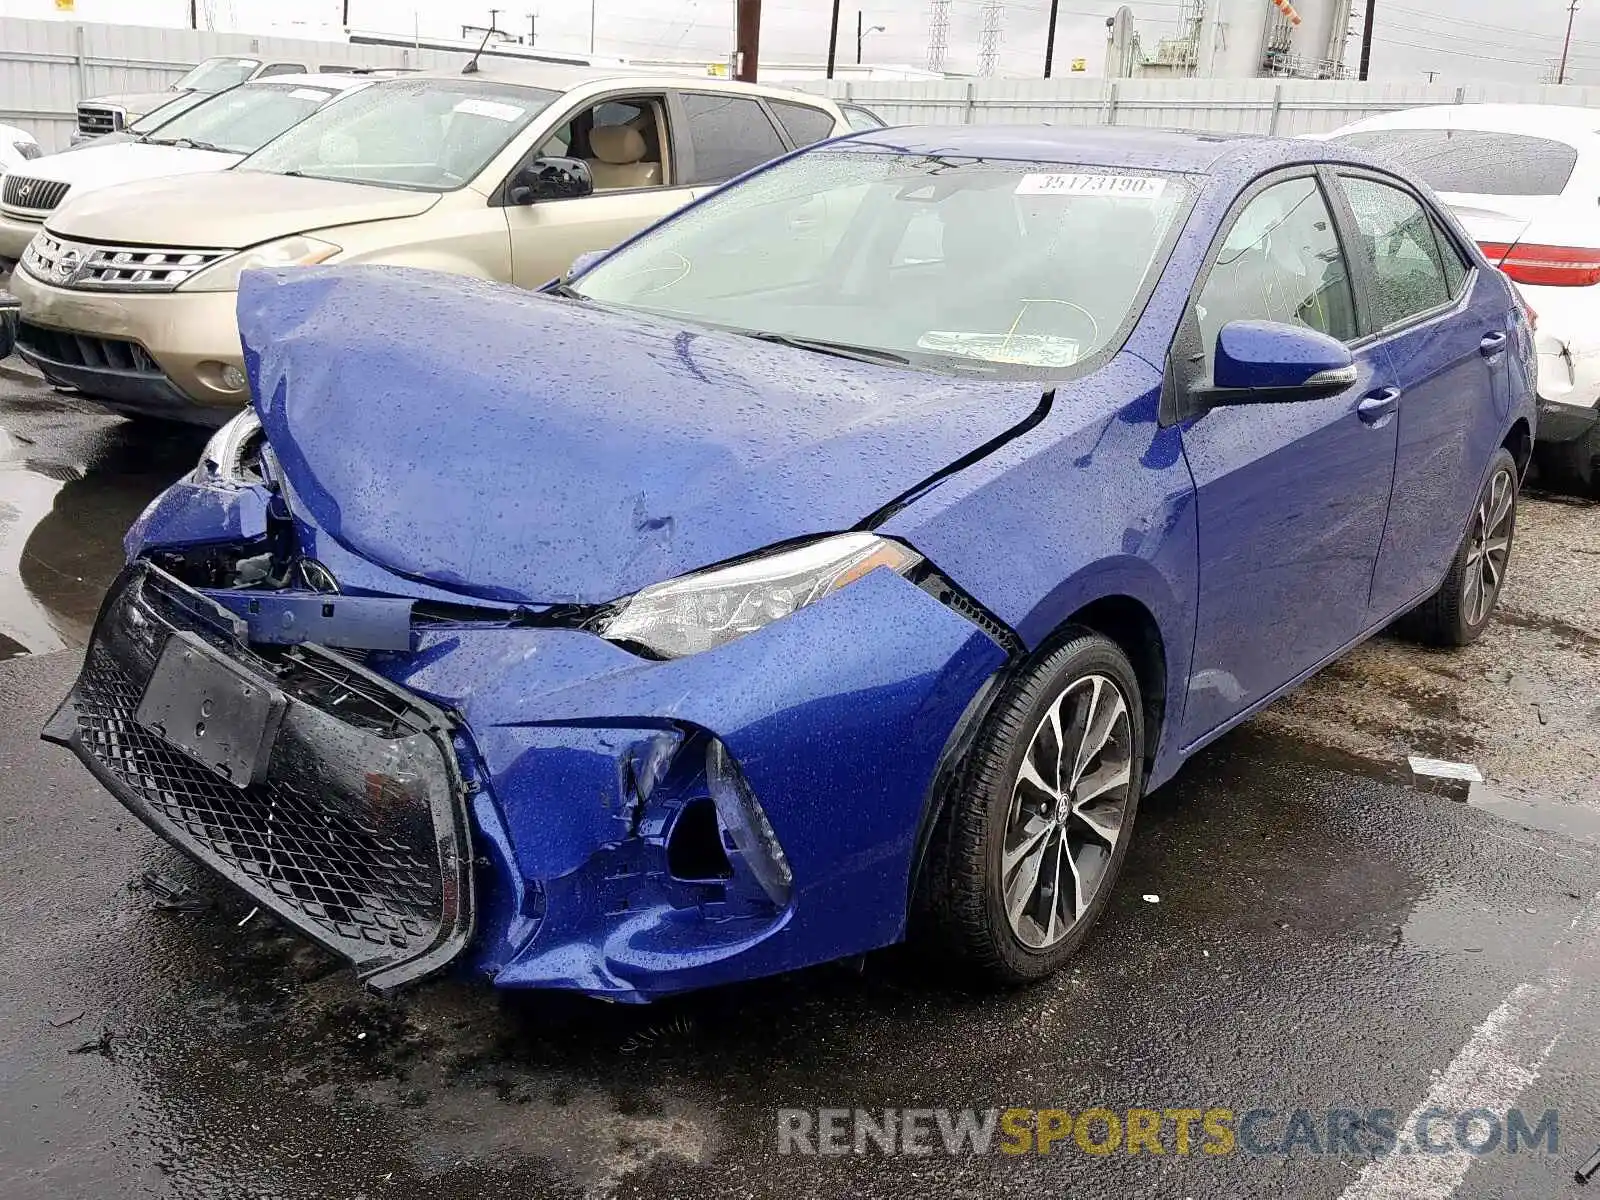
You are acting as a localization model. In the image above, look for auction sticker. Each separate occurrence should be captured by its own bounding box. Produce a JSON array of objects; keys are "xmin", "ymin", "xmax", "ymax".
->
[
  {"xmin": 1016, "ymin": 173, "xmax": 1166, "ymax": 197},
  {"xmin": 453, "ymin": 98, "xmax": 526, "ymax": 122}
]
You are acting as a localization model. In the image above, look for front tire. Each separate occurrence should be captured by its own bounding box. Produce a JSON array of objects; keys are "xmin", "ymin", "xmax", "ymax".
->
[
  {"xmin": 1399, "ymin": 447, "xmax": 1519, "ymax": 647},
  {"xmin": 917, "ymin": 630, "xmax": 1145, "ymax": 986}
]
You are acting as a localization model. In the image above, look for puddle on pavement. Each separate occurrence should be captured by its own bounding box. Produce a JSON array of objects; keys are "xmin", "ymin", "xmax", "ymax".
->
[
  {"xmin": 1245, "ymin": 721, "xmax": 1600, "ymax": 854},
  {"xmin": 0, "ymin": 384, "xmax": 208, "ymax": 654}
]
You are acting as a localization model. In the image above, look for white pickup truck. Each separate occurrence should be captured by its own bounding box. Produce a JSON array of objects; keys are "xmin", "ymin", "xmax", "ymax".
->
[{"xmin": 72, "ymin": 55, "xmax": 356, "ymax": 143}]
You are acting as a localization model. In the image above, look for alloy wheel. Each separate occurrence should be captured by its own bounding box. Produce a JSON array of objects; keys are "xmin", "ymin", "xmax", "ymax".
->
[
  {"xmin": 1001, "ymin": 674, "xmax": 1135, "ymax": 950},
  {"xmin": 1463, "ymin": 465, "xmax": 1515, "ymax": 627}
]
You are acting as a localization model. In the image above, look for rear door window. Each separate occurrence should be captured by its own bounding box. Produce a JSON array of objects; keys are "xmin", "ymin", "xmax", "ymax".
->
[
  {"xmin": 1336, "ymin": 129, "xmax": 1579, "ymax": 197},
  {"xmin": 768, "ymin": 99, "xmax": 837, "ymax": 147},
  {"xmin": 1429, "ymin": 213, "xmax": 1470, "ymax": 298},
  {"xmin": 678, "ymin": 92, "xmax": 787, "ymax": 184},
  {"xmin": 1338, "ymin": 176, "xmax": 1453, "ymax": 330}
]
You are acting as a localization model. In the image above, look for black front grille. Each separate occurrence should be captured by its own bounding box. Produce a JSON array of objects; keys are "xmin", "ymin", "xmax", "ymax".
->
[
  {"xmin": 1, "ymin": 175, "xmax": 69, "ymax": 212},
  {"xmin": 47, "ymin": 564, "xmax": 475, "ymax": 991},
  {"xmin": 18, "ymin": 321, "xmax": 160, "ymax": 374}
]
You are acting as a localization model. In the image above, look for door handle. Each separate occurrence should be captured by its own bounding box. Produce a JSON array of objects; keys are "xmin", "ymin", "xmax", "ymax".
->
[
  {"xmin": 1358, "ymin": 387, "xmax": 1402, "ymax": 425},
  {"xmin": 1480, "ymin": 331, "xmax": 1509, "ymax": 358}
]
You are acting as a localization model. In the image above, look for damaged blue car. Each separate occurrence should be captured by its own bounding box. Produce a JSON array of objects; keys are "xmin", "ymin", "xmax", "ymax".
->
[{"xmin": 46, "ymin": 126, "xmax": 1534, "ymax": 1000}]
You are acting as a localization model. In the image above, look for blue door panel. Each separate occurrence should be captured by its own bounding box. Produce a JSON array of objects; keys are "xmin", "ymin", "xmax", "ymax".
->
[
  {"xmin": 1178, "ymin": 353, "xmax": 1397, "ymax": 746},
  {"xmin": 1368, "ymin": 279, "xmax": 1510, "ymax": 615}
]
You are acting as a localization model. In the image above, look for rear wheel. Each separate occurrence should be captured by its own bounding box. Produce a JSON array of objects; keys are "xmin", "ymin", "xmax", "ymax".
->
[
  {"xmin": 917, "ymin": 630, "xmax": 1144, "ymax": 985},
  {"xmin": 1398, "ymin": 448, "xmax": 1519, "ymax": 647}
]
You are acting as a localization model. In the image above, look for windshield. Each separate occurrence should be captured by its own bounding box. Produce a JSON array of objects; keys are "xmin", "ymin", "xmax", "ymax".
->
[
  {"xmin": 239, "ymin": 78, "xmax": 558, "ymax": 192},
  {"xmin": 175, "ymin": 57, "xmax": 261, "ymax": 94},
  {"xmin": 1338, "ymin": 129, "xmax": 1580, "ymax": 197},
  {"xmin": 573, "ymin": 150, "xmax": 1191, "ymax": 377},
  {"xmin": 142, "ymin": 81, "xmax": 342, "ymax": 154},
  {"xmin": 129, "ymin": 88, "xmax": 213, "ymax": 133}
]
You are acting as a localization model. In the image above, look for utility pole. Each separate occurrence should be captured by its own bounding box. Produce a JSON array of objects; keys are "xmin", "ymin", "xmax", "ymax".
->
[
  {"xmin": 1043, "ymin": 0, "xmax": 1060, "ymax": 77},
  {"xmin": 735, "ymin": 0, "xmax": 760, "ymax": 82},
  {"xmin": 341, "ymin": 0, "xmax": 350, "ymax": 30},
  {"xmin": 1558, "ymin": 0, "xmax": 1580, "ymax": 84},
  {"xmin": 528, "ymin": 12, "xmax": 537, "ymax": 45},
  {"xmin": 826, "ymin": 0, "xmax": 841, "ymax": 78},
  {"xmin": 189, "ymin": 0, "xmax": 198, "ymax": 29},
  {"xmin": 1358, "ymin": 0, "xmax": 1376, "ymax": 81}
]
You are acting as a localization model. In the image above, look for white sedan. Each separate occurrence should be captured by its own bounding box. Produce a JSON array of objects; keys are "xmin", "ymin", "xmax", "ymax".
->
[{"xmin": 1325, "ymin": 104, "xmax": 1600, "ymax": 494}]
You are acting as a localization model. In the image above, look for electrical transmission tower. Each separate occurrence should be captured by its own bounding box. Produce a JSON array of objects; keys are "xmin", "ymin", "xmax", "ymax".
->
[
  {"xmin": 926, "ymin": 0, "xmax": 951, "ymax": 73},
  {"xmin": 978, "ymin": 0, "xmax": 1004, "ymax": 76}
]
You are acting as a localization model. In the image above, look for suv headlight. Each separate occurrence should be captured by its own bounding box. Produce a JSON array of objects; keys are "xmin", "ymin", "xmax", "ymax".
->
[
  {"xmin": 178, "ymin": 235, "xmax": 340, "ymax": 292},
  {"xmin": 599, "ymin": 533, "xmax": 922, "ymax": 659},
  {"xmin": 192, "ymin": 408, "xmax": 265, "ymax": 485},
  {"xmin": 14, "ymin": 140, "xmax": 40, "ymax": 161}
]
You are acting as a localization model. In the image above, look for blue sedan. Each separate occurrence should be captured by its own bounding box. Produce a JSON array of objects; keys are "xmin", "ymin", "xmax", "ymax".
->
[{"xmin": 46, "ymin": 126, "xmax": 1535, "ymax": 1000}]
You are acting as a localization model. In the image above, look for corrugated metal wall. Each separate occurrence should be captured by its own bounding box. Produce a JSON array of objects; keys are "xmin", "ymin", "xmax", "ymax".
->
[
  {"xmin": 802, "ymin": 77, "xmax": 1600, "ymax": 136},
  {"xmin": 0, "ymin": 18, "xmax": 468, "ymax": 152}
]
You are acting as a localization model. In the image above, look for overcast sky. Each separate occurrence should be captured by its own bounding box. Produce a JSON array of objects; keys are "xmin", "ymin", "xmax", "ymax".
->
[{"xmin": 7, "ymin": 0, "xmax": 1600, "ymax": 84}]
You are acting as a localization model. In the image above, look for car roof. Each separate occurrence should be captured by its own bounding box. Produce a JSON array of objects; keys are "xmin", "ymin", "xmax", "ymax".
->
[
  {"xmin": 1331, "ymin": 103, "xmax": 1600, "ymax": 141},
  {"xmin": 838, "ymin": 124, "xmax": 1323, "ymax": 173},
  {"xmin": 240, "ymin": 73, "xmax": 377, "ymax": 91},
  {"xmin": 387, "ymin": 63, "xmax": 837, "ymax": 105}
]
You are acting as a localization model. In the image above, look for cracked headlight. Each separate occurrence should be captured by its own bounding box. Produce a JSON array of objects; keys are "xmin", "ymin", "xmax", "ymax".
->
[
  {"xmin": 600, "ymin": 533, "xmax": 922, "ymax": 659},
  {"xmin": 178, "ymin": 235, "xmax": 340, "ymax": 292},
  {"xmin": 192, "ymin": 408, "xmax": 264, "ymax": 485}
]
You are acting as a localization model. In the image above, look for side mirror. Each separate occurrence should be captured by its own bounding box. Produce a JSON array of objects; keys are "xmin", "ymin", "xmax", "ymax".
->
[
  {"xmin": 1206, "ymin": 319, "xmax": 1356, "ymax": 404},
  {"xmin": 508, "ymin": 156, "xmax": 594, "ymax": 205},
  {"xmin": 568, "ymin": 248, "xmax": 608, "ymax": 278}
]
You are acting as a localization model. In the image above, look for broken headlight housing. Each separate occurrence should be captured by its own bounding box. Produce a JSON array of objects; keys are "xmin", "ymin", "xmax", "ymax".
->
[
  {"xmin": 191, "ymin": 408, "xmax": 265, "ymax": 486},
  {"xmin": 600, "ymin": 533, "xmax": 922, "ymax": 659}
]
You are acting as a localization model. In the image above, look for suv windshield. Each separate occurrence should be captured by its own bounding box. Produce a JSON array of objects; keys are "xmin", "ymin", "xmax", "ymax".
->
[
  {"xmin": 142, "ymin": 81, "xmax": 343, "ymax": 154},
  {"xmin": 129, "ymin": 89, "xmax": 213, "ymax": 133},
  {"xmin": 175, "ymin": 57, "xmax": 261, "ymax": 93},
  {"xmin": 573, "ymin": 150, "xmax": 1191, "ymax": 377},
  {"xmin": 239, "ymin": 78, "xmax": 558, "ymax": 192},
  {"xmin": 1337, "ymin": 128, "xmax": 1580, "ymax": 197}
]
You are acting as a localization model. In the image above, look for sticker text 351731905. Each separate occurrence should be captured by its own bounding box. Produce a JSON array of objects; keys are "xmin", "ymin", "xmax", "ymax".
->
[{"xmin": 1015, "ymin": 173, "xmax": 1167, "ymax": 198}]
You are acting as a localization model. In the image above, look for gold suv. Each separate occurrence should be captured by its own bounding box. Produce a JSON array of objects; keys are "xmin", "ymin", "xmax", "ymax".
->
[{"xmin": 12, "ymin": 65, "xmax": 870, "ymax": 425}]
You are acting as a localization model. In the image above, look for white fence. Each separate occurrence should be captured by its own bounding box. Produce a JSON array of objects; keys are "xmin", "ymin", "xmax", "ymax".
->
[
  {"xmin": 0, "ymin": 18, "xmax": 471, "ymax": 152},
  {"xmin": 799, "ymin": 77, "xmax": 1600, "ymax": 136}
]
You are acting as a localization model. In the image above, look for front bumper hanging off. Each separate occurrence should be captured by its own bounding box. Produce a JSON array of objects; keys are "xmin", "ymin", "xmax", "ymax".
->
[{"xmin": 43, "ymin": 561, "xmax": 476, "ymax": 993}]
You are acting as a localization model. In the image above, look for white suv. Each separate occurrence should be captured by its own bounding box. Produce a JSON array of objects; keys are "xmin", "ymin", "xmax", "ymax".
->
[{"xmin": 1327, "ymin": 104, "xmax": 1600, "ymax": 494}]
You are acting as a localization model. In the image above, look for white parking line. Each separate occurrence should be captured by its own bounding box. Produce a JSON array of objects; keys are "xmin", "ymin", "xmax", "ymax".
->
[{"xmin": 1338, "ymin": 893, "xmax": 1600, "ymax": 1200}]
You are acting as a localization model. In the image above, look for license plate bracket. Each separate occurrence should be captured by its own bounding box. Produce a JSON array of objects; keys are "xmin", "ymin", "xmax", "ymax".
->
[{"xmin": 135, "ymin": 631, "xmax": 287, "ymax": 787}]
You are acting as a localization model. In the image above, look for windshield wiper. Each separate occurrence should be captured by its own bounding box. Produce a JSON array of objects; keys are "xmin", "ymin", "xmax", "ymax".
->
[
  {"xmin": 168, "ymin": 137, "xmax": 231, "ymax": 153},
  {"xmin": 739, "ymin": 331, "xmax": 910, "ymax": 366},
  {"xmin": 547, "ymin": 280, "xmax": 586, "ymax": 300}
]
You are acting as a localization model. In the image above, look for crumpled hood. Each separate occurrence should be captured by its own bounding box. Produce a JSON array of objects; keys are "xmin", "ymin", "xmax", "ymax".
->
[{"xmin": 239, "ymin": 266, "xmax": 1054, "ymax": 605}]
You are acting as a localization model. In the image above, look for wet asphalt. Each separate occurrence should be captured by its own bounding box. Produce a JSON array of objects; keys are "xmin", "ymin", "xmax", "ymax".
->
[{"xmin": 0, "ymin": 364, "xmax": 1597, "ymax": 1199}]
